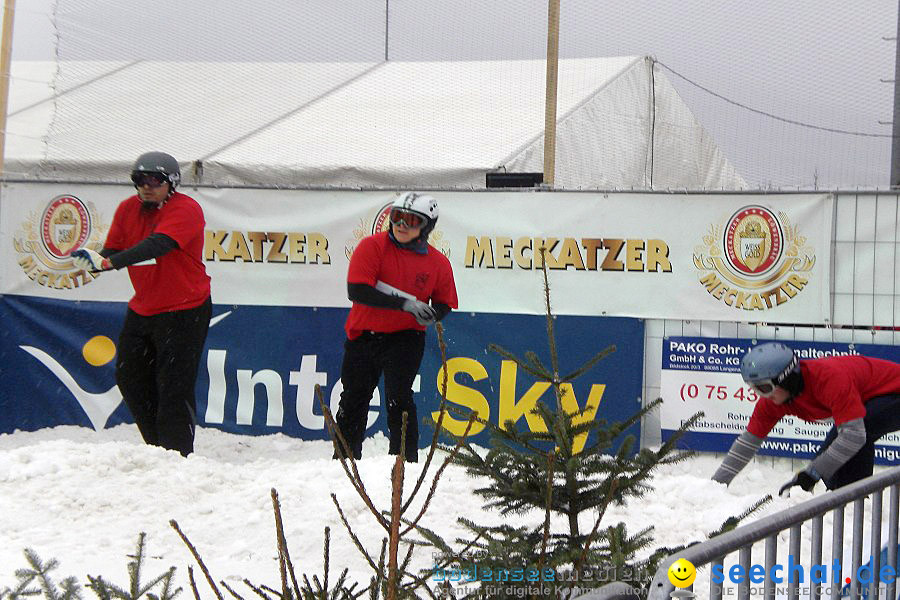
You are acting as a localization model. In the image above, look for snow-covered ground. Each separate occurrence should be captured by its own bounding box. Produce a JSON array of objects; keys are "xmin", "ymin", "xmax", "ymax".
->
[{"xmin": 0, "ymin": 425, "xmax": 819, "ymax": 597}]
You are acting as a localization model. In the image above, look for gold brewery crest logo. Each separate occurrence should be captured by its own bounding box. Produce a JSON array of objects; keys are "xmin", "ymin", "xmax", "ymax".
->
[
  {"xmin": 13, "ymin": 195, "xmax": 109, "ymax": 289},
  {"xmin": 693, "ymin": 206, "xmax": 815, "ymax": 311},
  {"xmin": 344, "ymin": 201, "xmax": 450, "ymax": 259}
]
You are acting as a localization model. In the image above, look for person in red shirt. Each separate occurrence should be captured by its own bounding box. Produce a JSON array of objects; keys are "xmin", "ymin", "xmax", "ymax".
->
[
  {"xmin": 71, "ymin": 151, "xmax": 211, "ymax": 457},
  {"xmin": 333, "ymin": 192, "xmax": 458, "ymax": 462},
  {"xmin": 712, "ymin": 342, "xmax": 900, "ymax": 493}
]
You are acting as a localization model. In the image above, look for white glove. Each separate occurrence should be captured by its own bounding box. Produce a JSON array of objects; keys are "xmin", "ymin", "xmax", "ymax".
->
[
  {"xmin": 402, "ymin": 299, "xmax": 437, "ymax": 326},
  {"xmin": 71, "ymin": 248, "xmax": 107, "ymax": 272}
]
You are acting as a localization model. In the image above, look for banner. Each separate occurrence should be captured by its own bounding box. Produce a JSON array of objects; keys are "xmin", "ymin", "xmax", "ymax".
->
[
  {"xmin": 2, "ymin": 184, "xmax": 833, "ymax": 323},
  {"xmin": 660, "ymin": 336, "xmax": 900, "ymax": 464},
  {"xmin": 0, "ymin": 295, "xmax": 645, "ymax": 449}
]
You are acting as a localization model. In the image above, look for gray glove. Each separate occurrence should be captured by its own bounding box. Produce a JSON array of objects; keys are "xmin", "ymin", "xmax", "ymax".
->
[
  {"xmin": 402, "ymin": 299, "xmax": 437, "ymax": 326},
  {"xmin": 71, "ymin": 248, "xmax": 107, "ymax": 272}
]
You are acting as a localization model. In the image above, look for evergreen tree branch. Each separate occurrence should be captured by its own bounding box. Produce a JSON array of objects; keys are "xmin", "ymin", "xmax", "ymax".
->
[
  {"xmin": 536, "ymin": 451, "xmax": 556, "ymax": 576},
  {"xmin": 329, "ymin": 494, "xmax": 381, "ymax": 573},
  {"xmin": 561, "ymin": 345, "xmax": 616, "ymax": 382},
  {"xmin": 270, "ymin": 489, "xmax": 302, "ymax": 600},
  {"xmin": 567, "ymin": 477, "xmax": 620, "ymax": 594},
  {"xmin": 486, "ymin": 344, "xmax": 550, "ymax": 380},
  {"xmin": 240, "ymin": 578, "xmax": 273, "ymax": 600},
  {"xmin": 319, "ymin": 390, "xmax": 390, "ymax": 532},
  {"xmin": 401, "ymin": 323, "xmax": 453, "ymax": 514},
  {"xmin": 128, "ymin": 534, "xmax": 145, "ymax": 600},
  {"xmin": 442, "ymin": 402, "xmax": 547, "ymax": 457},
  {"xmin": 706, "ymin": 494, "xmax": 773, "ymax": 538},
  {"xmin": 169, "ymin": 520, "xmax": 224, "ymax": 600},
  {"xmin": 524, "ymin": 350, "xmax": 550, "ymax": 377},
  {"xmin": 157, "ymin": 567, "xmax": 180, "ymax": 600},
  {"xmin": 538, "ymin": 246, "xmax": 562, "ymax": 401},
  {"xmin": 387, "ymin": 445, "xmax": 406, "ymax": 600},
  {"xmin": 258, "ymin": 586, "xmax": 280, "ymax": 598},
  {"xmin": 322, "ymin": 526, "xmax": 330, "ymax": 600},
  {"xmin": 85, "ymin": 575, "xmax": 113, "ymax": 600},
  {"xmin": 187, "ymin": 567, "xmax": 200, "ymax": 600},
  {"xmin": 400, "ymin": 415, "xmax": 475, "ymax": 536},
  {"xmin": 219, "ymin": 580, "xmax": 246, "ymax": 600},
  {"xmin": 21, "ymin": 550, "xmax": 65, "ymax": 600}
]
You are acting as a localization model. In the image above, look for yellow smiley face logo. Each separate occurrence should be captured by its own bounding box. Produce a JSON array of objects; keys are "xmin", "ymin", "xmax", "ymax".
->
[{"xmin": 667, "ymin": 558, "xmax": 696, "ymax": 588}]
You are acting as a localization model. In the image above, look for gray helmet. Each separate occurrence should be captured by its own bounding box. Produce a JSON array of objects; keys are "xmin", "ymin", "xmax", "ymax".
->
[
  {"xmin": 131, "ymin": 151, "xmax": 181, "ymax": 189},
  {"xmin": 740, "ymin": 342, "xmax": 799, "ymax": 389}
]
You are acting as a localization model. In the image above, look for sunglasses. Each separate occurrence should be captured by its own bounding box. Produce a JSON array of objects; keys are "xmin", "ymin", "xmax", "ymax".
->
[
  {"xmin": 132, "ymin": 172, "xmax": 168, "ymax": 188},
  {"xmin": 749, "ymin": 379, "xmax": 777, "ymax": 395},
  {"xmin": 389, "ymin": 208, "xmax": 425, "ymax": 229}
]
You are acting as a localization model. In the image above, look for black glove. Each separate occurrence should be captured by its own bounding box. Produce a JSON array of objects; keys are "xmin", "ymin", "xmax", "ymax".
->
[
  {"xmin": 778, "ymin": 469, "xmax": 818, "ymax": 497},
  {"xmin": 402, "ymin": 299, "xmax": 437, "ymax": 326}
]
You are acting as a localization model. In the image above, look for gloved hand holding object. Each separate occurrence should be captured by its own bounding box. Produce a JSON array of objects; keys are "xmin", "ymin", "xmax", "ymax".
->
[
  {"xmin": 778, "ymin": 469, "xmax": 819, "ymax": 497},
  {"xmin": 71, "ymin": 248, "xmax": 109, "ymax": 272},
  {"xmin": 402, "ymin": 299, "xmax": 437, "ymax": 326}
]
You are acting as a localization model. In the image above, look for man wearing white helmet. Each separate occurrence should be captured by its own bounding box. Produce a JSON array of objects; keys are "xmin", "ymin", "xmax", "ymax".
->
[
  {"xmin": 70, "ymin": 151, "xmax": 211, "ymax": 457},
  {"xmin": 333, "ymin": 192, "xmax": 458, "ymax": 462},
  {"xmin": 712, "ymin": 342, "xmax": 900, "ymax": 494}
]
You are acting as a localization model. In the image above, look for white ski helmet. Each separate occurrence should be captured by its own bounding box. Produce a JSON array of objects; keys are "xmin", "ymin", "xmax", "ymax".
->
[{"xmin": 390, "ymin": 192, "xmax": 439, "ymax": 238}]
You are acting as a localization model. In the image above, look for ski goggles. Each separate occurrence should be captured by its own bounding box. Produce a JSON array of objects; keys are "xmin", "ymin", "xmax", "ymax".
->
[
  {"xmin": 748, "ymin": 379, "xmax": 778, "ymax": 395},
  {"xmin": 132, "ymin": 172, "xmax": 168, "ymax": 188},
  {"xmin": 389, "ymin": 208, "xmax": 425, "ymax": 228}
]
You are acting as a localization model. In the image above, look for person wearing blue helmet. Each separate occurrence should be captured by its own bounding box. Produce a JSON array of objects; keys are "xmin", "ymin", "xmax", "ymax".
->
[{"xmin": 712, "ymin": 342, "xmax": 900, "ymax": 494}]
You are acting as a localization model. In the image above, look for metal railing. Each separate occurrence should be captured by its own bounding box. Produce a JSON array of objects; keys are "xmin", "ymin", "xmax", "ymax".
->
[{"xmin": 647, "ymin": 467, "xmax": 900, "ymax": 600}]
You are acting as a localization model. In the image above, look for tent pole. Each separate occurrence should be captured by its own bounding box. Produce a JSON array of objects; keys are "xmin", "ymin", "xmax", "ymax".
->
[
  {"xmin": 384, "ymin": 0, "xmax": 390, "ymax": 62},
  {"xmin": 542, "ymin": 0, "xmax": 560, "ymax": 187},
  {"xmin": 0, "ymin": 0, "xmax": 14, "ymax": 179}
]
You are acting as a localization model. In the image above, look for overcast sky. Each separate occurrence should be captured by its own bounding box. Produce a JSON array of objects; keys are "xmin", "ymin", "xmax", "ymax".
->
[{"xmin": 10, "ymin": 0, "xmax": 899, "ymax": 189}]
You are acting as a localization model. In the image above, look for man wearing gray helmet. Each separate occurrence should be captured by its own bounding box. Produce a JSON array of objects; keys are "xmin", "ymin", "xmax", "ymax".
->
[
  {"xmin": 71, "ymin": 151, "xmax": 211, "ymax": 457},
  {"xmin": 712, "ymin": 342, "xmax": 900, "ymax": 494}
]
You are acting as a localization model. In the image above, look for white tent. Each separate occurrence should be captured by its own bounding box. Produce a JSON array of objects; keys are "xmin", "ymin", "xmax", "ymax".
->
[{"xmin": 4, "ymin": 56, "xmax": 745, "ymax": 190}]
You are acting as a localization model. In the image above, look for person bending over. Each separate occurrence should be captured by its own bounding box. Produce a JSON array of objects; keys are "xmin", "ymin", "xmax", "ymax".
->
[{"xmin": 712, "ymin": 342, "xmax": 900, "ymax": 494}]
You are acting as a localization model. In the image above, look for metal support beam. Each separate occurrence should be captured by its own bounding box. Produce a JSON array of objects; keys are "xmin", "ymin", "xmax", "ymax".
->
[{"xmin": 891, "ymin": 0, "xmax": 900, "ymax": 187}]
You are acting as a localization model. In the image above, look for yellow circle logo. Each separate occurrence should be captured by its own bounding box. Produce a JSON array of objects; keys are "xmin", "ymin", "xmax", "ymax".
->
[
  {"xmin": 667, "ymin": 558, "xmax": 696, "ymax": 588},
  {"xmin": 82, "ymin": 335, "xmax": 116, "ymax": 366}
]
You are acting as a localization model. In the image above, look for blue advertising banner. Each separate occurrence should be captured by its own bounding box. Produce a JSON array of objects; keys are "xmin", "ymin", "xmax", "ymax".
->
[
  {"xmin": 0, "ymin": 295, "xmax": 645, "ymax": 451},
  {"xmin": 660, "ymin": 336, "xmax": 900, "ymax": 464}
]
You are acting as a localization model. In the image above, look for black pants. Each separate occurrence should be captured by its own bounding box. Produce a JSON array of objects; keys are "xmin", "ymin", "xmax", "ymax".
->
[
  {"xmin": 818, "ymin": 394, "xmax": 900, "ymax": 489},
  {"xmin": 334, "ymin": 329, "xmax": 426, "ymax": 461},
  {"xmin": 116, "ymin": 297, "xmax": 211, "ymax": 457}
]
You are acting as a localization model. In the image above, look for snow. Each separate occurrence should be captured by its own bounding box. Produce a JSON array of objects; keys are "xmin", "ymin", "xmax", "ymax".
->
[{"xmin": 0, "ymin": 424, "xmax": 813, "ymax": 596}]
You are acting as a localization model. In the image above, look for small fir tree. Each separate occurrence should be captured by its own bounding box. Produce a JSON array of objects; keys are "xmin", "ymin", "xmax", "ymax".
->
[{"xmin": 432, "ymin": 248, "xmax": 705, "ymax": 599}]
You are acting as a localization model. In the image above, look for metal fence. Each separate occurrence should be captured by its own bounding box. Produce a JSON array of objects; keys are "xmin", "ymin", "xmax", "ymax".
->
[{"xmin": 646, "ymin": 466, "xmax": 900, "ymax": 600}]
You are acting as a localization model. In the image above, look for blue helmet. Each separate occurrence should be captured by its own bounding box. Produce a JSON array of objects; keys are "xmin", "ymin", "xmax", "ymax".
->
[{"xmin": 740, "ymin": 342, "xmax": 799, "ymax": 393}]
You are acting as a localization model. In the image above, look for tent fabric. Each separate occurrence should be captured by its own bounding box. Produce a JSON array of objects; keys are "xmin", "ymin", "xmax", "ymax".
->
[{"xmin": 4, "ymin": 56, "xmax": 746, "ymax": 190}]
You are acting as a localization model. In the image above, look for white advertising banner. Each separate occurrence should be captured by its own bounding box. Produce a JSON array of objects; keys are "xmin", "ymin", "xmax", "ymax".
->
[{"xmin": 1, "ymin": 185, "xmax": 833, "ymax": 323}]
